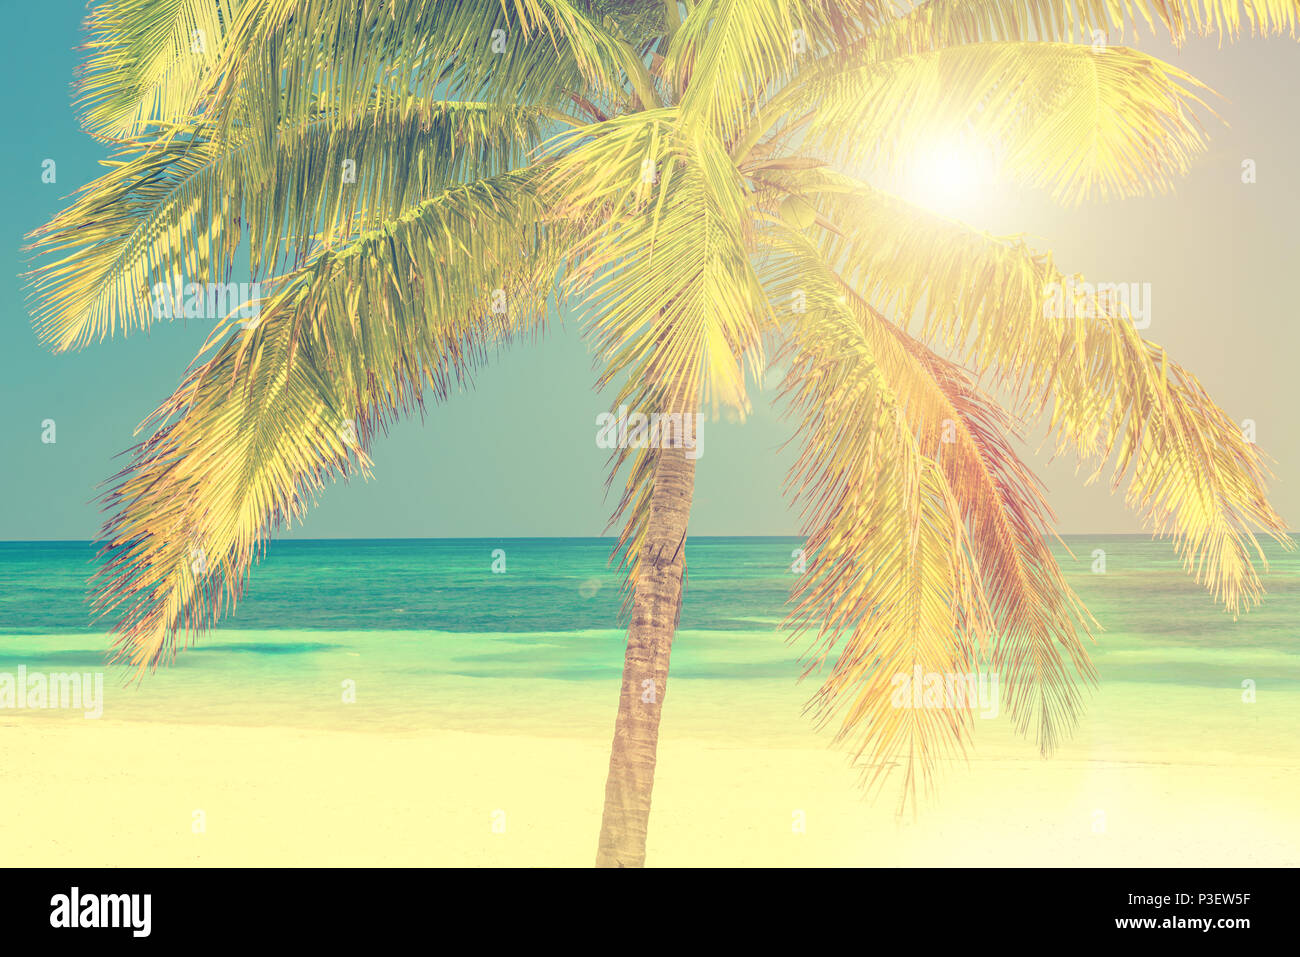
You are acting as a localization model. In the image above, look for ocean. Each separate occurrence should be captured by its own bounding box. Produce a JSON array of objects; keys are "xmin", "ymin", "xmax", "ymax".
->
[{"xmin": 0, "ymin": 535, "xmax": 1296, "ymax": 762}]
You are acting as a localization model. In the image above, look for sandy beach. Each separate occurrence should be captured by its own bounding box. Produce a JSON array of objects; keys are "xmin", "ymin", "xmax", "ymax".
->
[{"xmin": 3, "ymin": 718, "xmax": 1296, "ymax": 867}]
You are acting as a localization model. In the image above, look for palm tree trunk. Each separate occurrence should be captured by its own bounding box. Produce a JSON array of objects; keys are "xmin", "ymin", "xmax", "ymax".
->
[{"xmin": 595, "ymin": 443, "xmax": 696, "ymax": 867}]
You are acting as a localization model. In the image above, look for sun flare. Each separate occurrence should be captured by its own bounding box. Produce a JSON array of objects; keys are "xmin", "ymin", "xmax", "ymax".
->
[{"xmin": 900, "ymin": 138, "xmax": 997, "ymax": 215}]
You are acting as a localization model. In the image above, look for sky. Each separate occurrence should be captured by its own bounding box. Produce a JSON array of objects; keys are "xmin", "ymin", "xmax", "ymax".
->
[{"xmin": 2, "ymin": 4, "xmax": 1297, "ymax": 540}]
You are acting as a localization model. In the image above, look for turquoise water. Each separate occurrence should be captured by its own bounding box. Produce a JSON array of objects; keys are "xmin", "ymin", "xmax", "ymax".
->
[
  {"xmin": 0, "ymin": 537, "xmax": 798, "ymax": 636},
  {"xmin": 0, "ymin": 536, "xmax": 1297, "ymax": 756}
]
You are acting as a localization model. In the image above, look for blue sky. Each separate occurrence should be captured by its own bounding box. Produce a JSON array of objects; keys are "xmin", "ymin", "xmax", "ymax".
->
[{"xmin": 3, "ymin": 4, "xmax": 1297, "ymax": 540}]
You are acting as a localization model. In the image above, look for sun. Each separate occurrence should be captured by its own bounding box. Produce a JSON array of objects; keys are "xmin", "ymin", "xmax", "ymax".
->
[
  {"xmin": 897, "ymin": 137, "xmax": 997, "ymax": 216},
  {"xmin": 917, "ymin": 151, "xmax": 980, "ymax": 200}
]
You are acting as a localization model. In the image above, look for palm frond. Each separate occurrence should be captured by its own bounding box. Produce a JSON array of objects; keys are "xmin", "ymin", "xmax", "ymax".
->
[
  {"xmin": 870, "ymin": 0, "xmax": 1300, "ymax": 56},
  {"xmin": 201, "ymin": 0, "xmax": 635, "ymax": 166},
  {"xmin": 797, "ymin": 40, "xmax": 1213, "ymax": 204},
  {"xmin": 792, "ymin": 167, "xmax": 1291, "ymax": 612},
  {"xmin": 770, "ymin": 249, "xmax": 992, "ymax": 808},
  {"xmin": 669, "ymin": 0, "xmax": 814, "ymax": 138},
  {"xmin": 75, "ymin": 0, "xmax": 241, "ymax": 139},
  {"xmin": 550, "ymin": 111, "xmax": 765, "ymax": 412},
  {"xmin": 761, "ymin": 223, "xmax": 1095, "ymax": 764},
  {"xmin": 96, "ymin": 173, "xmax": 569, "ymax": 670},
  {"xmin": 26, "ymin": 98, "xmax": 544, "ymax": 351}
]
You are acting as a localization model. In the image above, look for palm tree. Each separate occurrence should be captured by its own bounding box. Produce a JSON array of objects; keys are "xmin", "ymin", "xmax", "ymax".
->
[{"xmin": 26, "ymin": 0, "xmax": 1295, "ymax": 867}]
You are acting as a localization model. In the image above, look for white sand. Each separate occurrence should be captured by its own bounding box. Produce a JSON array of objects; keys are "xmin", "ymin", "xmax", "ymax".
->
[{"xmin": 3, "ymin": 719, "xmax": 1296, "ymax": 866}]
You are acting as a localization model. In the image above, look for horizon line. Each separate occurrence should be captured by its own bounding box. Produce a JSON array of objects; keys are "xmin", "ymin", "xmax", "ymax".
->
[{"xmin": 4, "ymin": 532, "xmax": 1291, "ymax": 544}]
